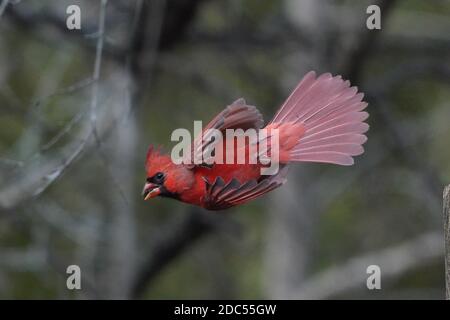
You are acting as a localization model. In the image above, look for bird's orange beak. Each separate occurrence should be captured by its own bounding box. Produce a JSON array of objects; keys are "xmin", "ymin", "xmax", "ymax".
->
[{"xmin": 142, "ymin": 182, "xmax": 161, "ymax": 200}]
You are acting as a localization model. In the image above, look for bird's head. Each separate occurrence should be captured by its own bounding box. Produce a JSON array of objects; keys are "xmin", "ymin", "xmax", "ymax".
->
[{"xmin": 143, "ymin": 145, "xmax": 194, "ymax": 201}]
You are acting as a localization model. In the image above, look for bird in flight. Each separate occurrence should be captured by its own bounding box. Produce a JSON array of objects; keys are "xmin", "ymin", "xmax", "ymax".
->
[{"xmin": 143, "ymin": 71, "xmax": 369, "ymax": 210}]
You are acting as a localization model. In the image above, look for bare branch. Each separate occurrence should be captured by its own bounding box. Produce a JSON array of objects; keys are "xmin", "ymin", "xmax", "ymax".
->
[
  {"xmin": 36, "ymin": 77, "xmax": 95, "ymax": 103},
  {"xmin": 4, "ymin": 2, "xmax": 123, "ymax": 61},
  {"xmin": 40, "ymin": 111, "xmax": 86, "ymax": 153},
  {"xmin": 90, "ymin": 0, "xmax": 108, "ymax": 131},
  {"xmin": 293, "ymin": 232, "xmax": 443, "ymax": 299},
  {"xmin": 0, "ymin": 131, "xmax": 90, "ymax": 212},
  {"xmin": 0, "ymin": 0, "xmax": 113, "ymax": 212}
]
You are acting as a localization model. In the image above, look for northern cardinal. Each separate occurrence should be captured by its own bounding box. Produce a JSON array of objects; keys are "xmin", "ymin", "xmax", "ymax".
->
[{"xmin": 143, "ymin": 71, "xmax": 369, "ymax": 210}]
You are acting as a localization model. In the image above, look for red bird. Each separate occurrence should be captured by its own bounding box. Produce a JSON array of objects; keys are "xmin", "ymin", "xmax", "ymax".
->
[{"xmin": 143, "ymin": 71, "xmax": 369, "ymax": 210}]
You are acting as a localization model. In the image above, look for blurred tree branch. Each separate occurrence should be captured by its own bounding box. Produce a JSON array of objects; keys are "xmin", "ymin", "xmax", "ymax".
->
[
  {"xmin": 102, "ymin": 0, "xmax": 211, "ymax": 299},
  {"xmin": 5, "ymin": 2, "xmax": 124, "ymax": 60},
  {"xmin": 0, "ymin": 0, "xmax": 10, "ymax": 19},
  {"xmin": 0, "ymin": 0, "xmax": 109, "ymax": 212},
  {"xmin": 131, "ymin": 209, "xmax": 238, "ymax": 298},
  {"xmin": 0, "ymin": 131, "xmax": 90, "ymax": 212},
  {"xmin": 293, "ymin": 231, "xmax": 443, "ymax": 299},
  {"xmin": 131, "ymin": 210, "xmax": 213, "ymax": 298},
  {"xmin": 0, "ymin": 0, "xmax": 208, "ymax": 211},
  {"xmin": 366, "ymin": 60, "xmax": 450, "ymax": 201},
  {"xmin": 5, "ymin": 0, "xmax": 209, "ymax": 65},
  {"xmin": 339, "ymin": 0, "xmax": 397, "ymax": 82}
]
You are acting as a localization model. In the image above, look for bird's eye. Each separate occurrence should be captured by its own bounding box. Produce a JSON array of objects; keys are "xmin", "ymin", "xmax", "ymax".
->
[{"xmin": 154, "ymin": 172, "xmax": 165, "ymax": 183}]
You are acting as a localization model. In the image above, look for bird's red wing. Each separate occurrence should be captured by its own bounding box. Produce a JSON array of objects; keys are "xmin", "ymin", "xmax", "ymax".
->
[
  {"xmin": 186, "ymin": 98, "xmax": 264, "ymax": 168},
  {"xmin": 202, "ymin": 165, "xmax": 289, "ymax": 210}
]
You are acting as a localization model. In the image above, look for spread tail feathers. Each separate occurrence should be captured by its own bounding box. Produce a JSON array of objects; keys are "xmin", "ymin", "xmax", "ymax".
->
[{"xmin": 270, "ymin": 71, "xmax": 369, "ymax": 166}]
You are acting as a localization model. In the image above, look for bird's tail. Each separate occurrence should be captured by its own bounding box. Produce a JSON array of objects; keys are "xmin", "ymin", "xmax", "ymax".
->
[{"xmin": 268, "ymin": 71, "xmax": 369, "ymax": 166}]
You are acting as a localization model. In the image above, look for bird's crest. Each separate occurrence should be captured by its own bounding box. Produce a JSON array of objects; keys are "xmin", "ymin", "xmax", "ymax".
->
[{"xmin": 145, "ymin": 145, "xmax": 173, "ymax": 174}]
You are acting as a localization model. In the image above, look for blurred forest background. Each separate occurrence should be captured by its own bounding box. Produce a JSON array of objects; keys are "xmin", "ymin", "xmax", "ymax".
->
[{"xmin": 0, "ymin": 0, "xmax": 449, "ymax": 299}]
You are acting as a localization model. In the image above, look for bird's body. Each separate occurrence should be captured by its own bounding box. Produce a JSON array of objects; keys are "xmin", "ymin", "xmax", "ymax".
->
[{"xmin": 143, "ymin": 72, "xmax": 369, "ymax": 210}]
